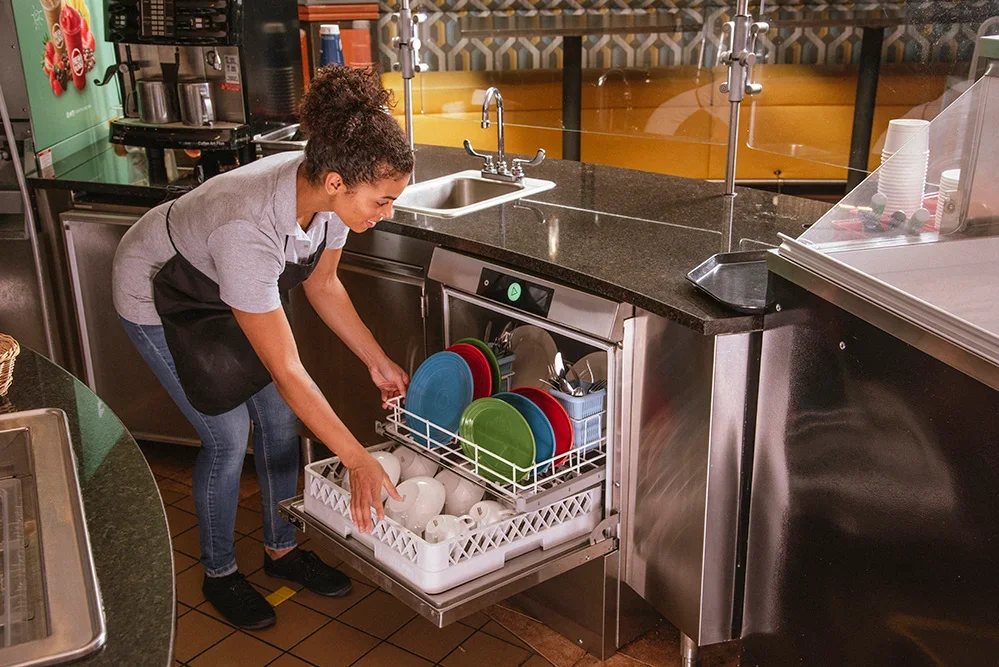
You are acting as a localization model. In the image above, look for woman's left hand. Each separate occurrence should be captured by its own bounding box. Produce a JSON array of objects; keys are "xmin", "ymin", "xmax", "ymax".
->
[{"xmin": 369, "ymin": 356, "xmax": 409, "ymax": 408}]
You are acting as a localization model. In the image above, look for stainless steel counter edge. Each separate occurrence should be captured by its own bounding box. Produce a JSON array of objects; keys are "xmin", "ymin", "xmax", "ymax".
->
[{"xmin": 768, "ymin": 248, "xmax": 999, "ymax": 392}]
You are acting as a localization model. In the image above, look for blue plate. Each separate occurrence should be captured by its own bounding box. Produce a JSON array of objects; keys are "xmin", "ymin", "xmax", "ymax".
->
[
  {"xmin": 405, "ymin": 352, "xmax": 475, "ymax": 447},
  {"xmin": 494, "ymin": 391, "xmax": 556, "ymax": 473}
]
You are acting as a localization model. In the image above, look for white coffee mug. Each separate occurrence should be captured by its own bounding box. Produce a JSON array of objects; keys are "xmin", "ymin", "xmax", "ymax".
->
[
  {"xmin": 435, "ymin": 469, "xmax": 485, "ymax": 516},
  {"xmin": 394, "ymin": 446, "xmax": 439, "ymax": 481},
  {"xmin": 423, "ymin": 514, "xmax": 478, "ymax": 544},
  {"xmin": 385, "ymin": 476, "xmax": 446, "ymax": 534},
  {"xmin": 469, "ymin": 500, "xmax": 516, "ymax": 528},
  {"xmin": 342, "ymin": 450, "xmax": 402, "ymax": 501}
]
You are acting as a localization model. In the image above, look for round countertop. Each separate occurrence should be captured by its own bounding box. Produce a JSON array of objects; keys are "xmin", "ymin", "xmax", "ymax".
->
[{"xmin": 2, "ymin": 348, "xmax": 174, "ymax": 666}]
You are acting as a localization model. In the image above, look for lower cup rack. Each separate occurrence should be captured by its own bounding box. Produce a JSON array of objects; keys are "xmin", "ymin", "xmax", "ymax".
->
[{"xmin": 378, "ymin": 396, "xmax": 607, "ymax": 512}]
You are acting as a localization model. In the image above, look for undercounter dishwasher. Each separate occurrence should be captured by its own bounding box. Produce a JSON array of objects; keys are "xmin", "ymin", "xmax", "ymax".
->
[{"xmin": 282, "ymin": 247, "xmax": 751, "ymax": 660}]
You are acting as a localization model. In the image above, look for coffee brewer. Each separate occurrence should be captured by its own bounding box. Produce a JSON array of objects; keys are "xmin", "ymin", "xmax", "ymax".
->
[{"xmin": 98, "ymin": 0, "xmax": 302, "ymax": 181}]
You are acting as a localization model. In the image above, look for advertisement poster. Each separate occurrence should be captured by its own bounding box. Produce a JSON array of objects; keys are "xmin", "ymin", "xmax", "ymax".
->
[{"xmin": 11, "ymin": 0, "xmax": 119, "ymax": 153}]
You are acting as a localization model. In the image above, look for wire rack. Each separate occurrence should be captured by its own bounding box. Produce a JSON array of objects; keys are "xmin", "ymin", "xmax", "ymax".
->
[{"xmin": 381, "ymin": 395, "xmax": 607, "ymax": 509}]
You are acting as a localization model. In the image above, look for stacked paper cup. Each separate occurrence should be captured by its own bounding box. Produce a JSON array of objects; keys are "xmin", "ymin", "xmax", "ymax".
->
[
  {"xmin": 877, "ymin": 119, "xmax": 930, "ymax": 217},
  {"xmin": 935, "ymin": 169, "xmax": 961, "ymax": 228}
]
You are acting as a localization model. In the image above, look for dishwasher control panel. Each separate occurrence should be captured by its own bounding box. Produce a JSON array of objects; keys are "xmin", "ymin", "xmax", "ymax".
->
[{"xmin": 477, "ymin": 268, "xmax": 554, "ymax": 317}]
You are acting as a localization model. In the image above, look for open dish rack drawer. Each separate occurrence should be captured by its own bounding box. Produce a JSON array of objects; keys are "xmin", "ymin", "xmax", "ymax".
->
[{"xmin": 280, "ymin": 248, "xmax": 628, "ymax": 627}]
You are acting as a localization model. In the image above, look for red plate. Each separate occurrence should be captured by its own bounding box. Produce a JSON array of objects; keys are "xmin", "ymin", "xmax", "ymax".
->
[
  {"xmin": 446, "ymin": 343, "xmax": 492, "ymax": 400},
  {"xmin": 511, "ymin": 386, "xmax": 573, "ymax": 467}
]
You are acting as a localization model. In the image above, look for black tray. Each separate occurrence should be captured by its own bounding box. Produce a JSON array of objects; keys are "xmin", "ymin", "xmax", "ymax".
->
[{"xmin": 686, "ymin": 250, "xmax": 771, "ymax": 314}]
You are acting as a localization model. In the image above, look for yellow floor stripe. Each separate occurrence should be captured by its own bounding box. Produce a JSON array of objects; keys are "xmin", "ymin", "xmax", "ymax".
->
[{"xmin": 265, "ymin": 586, "xmax": 297, "ymax": 607}]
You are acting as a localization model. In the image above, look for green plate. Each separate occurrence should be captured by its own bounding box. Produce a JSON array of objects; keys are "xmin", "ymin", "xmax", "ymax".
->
[
  {"xmin": 457, "ymin": 337, "xmax": 501, "ymax": 394},
  {"xmin": 459, "ymin": 398, "xmax": 536, "ymax": 484}
]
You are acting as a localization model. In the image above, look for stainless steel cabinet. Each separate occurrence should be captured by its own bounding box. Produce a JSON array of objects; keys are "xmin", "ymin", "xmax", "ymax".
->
[
  {"xmin": 291, "ymin": 246, "xmax": 429, "ymax": 446},
  {"xmin": 62, "ymin": 210, "xmax": 198, "ymax": 444}
]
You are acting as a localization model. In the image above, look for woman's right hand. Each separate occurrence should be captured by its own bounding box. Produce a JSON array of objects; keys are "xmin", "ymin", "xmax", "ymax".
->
[{"xmin": 347, "ymin": 451, "xmax": 403, "ymax": 533}]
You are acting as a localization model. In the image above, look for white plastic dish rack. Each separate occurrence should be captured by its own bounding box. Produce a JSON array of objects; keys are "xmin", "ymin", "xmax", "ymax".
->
[
  {"xmin": 304, "ymin": 457, "xmax": 602, "ymax": 594},
  {"xmin": 381, "ymin": 395, "xmax": 607, "ymax": 506}
]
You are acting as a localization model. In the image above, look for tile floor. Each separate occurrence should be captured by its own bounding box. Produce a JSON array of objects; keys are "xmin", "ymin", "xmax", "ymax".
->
[{"xmin": 143, "ymin": 442, "xmax": 740, "ymax": 667}]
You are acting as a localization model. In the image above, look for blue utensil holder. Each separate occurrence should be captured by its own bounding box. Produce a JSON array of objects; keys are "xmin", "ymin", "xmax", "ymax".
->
[
  {"xmin": 496, "ymin": 352, "xmax": 516, "ymax": 393},
  {"xmin": 548, "ymin": 388, "xmax": 606, "ymax": 451}
]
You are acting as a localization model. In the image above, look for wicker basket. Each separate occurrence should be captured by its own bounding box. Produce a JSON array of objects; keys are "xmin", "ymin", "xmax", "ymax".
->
[{"xmin": 0, "ymin": 334, "xmax": 20, "ymax": 397}]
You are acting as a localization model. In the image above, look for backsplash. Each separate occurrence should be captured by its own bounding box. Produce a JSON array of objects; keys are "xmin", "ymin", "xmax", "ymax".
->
[{"xmin": 376, "ymin": 1, "xmax": 992, "ymax": 71}]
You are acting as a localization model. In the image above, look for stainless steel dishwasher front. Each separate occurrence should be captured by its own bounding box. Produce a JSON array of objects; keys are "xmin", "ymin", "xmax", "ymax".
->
[{"xmin": 280, "ymin": 247, "xmax": 644, "ymax": 657}]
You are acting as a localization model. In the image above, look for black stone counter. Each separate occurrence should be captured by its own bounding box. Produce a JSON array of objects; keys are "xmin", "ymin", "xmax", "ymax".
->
[
  {"xmin": 28, "ymin": 144, "xmax": 831, "ymax": 334},
  {"xmin": 1, "ymin": 348, "xmax": 174, "ymax": 666}
]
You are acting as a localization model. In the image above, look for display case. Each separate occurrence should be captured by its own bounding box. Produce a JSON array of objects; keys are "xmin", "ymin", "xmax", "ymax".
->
[{"xmin": 776, "ymin": 35, "xmax": 999, "ymax": 380}]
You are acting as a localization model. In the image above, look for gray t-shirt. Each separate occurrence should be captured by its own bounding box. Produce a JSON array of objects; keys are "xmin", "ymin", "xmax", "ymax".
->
[{"xmin": 113, "ymin": 151, "xmax": 349, "ymax": 325}]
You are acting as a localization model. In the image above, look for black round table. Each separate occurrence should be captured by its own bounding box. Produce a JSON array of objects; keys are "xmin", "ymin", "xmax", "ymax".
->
[{"xmin": 2, "ymin": 348, "xmax": 174, "ymax": 666}]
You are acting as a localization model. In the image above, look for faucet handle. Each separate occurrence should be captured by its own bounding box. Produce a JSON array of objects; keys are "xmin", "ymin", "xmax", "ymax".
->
[
  {"xmin": 464, "ymin": 139, "xmax": 496, "ymax": 173},
  {"xmin": 510, "ymin": 149, "xmax": 546, "ymax": 178}
]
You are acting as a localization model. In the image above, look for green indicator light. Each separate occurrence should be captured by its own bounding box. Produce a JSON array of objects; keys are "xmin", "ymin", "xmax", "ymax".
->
[{"xmin": 507, "ymin": 282, "xmax": 523, "ymax": 301}]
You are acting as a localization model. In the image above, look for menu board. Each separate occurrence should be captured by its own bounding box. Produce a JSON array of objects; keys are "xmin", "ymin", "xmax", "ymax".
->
[{"xmin": 11, "ymin": 0, "xmax": 119, "ymax": 153}]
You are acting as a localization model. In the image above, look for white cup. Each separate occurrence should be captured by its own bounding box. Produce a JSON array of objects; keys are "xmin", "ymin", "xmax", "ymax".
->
[
  {"xmin": 394, "ymin": 446, "xmax": 439, "ymax": 481},
  {"xmin": 469, "ymin": 500, "xmax": 516, "ymax": 528},
  {"xmin": 878, "ymin": 148, "xmax": 928, "ymax": 216},
  {"xmin": 342, "ymin": 450, "xmax": 402, "ymax": 501},
  {"xmin": 423, "ymin": 514, "xmax": 478, "ymax": 544},
  {"xmin": 940, "ymin": 168, "xmax": 961, "ymax": 189},
  {"xmin": 385, "ymin": 476, "xmax": 446, "ymax": 534},
  {"xmin": 883, "ymin": 119, "xmax": 930, "ymax": 154},
  {"xmin": 435, "ymin": 469, "xmax": 486, "ymax": 516},
  {"xmin": 936, "ymin": 169, "xmax": 961, "ymax": 228}
]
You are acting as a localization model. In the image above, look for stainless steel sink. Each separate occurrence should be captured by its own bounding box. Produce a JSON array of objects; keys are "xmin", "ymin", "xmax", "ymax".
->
[
  {"xmin": 394, "ymin": 170, "xmax": 555, "ymax": 218},
  {"xmin": 0, "ymin": 409, "xmax": 105, "ymax": 666}
]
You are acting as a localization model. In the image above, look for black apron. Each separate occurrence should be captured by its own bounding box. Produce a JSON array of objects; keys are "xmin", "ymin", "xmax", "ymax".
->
[{"xmin": 153, "ymin": 201, "xmax": 329, "ymax": 415}]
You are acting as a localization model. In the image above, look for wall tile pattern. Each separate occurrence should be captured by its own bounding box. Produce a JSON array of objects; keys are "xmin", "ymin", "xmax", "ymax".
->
[{"xmin": 375, "ymin": 1, "xmax": 995, "ymax": 72}]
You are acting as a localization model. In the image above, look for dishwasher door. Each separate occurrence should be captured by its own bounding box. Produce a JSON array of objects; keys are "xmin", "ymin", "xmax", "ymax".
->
[
  {"xmin": 281, "ymin": 495, "xmax": 615, "ymax": 627},
  {"xmin": 290, "ymin": 251, "xmax": 427, "ymax": 446}
]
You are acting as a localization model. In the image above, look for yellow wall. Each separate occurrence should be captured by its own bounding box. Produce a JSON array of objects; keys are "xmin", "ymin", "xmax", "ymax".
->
[{"xmin": 383, "ymin": 64, "xmax": 954, "ymax": 181}]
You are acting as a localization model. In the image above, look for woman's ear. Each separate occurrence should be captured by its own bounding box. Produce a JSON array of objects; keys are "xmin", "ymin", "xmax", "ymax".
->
[{"xmin": 324, "ymin": 171, "xmax": 344, "ymax": 194}]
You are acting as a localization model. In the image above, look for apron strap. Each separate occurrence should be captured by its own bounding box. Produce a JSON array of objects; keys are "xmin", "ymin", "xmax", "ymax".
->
[{"xmin": 164, "ymin": 200, "xmax": 180, "ymax": 253}]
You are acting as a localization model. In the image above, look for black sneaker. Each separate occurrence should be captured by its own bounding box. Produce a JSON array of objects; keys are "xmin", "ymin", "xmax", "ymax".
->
[
  {"xmin": 263, "ymin": 547, "xmax": 352, "ymax": 597},
  {"xmin": 202, "ymin": 571, "xmax": 276, "ymax": 630}
]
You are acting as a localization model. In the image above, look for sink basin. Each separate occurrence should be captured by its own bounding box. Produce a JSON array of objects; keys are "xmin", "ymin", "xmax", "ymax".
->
[
  {"xmin": 394, "ymin": 170, "xmax": 555, "ymax": 218},
  {"xmin": 0, "ymin": 409, "xmax": 105, "ymax": 666}
]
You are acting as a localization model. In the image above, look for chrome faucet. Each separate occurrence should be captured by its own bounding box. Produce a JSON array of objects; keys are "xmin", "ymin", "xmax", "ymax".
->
[
  {"xmin": 481, "ymin": 87, "xmax": 506, "ymax": 173},
  {"xmin": 464, "ymin": 86, "xmax": 546, "ymax": 184},
  {"xmin": 597, "ymin": 68, "xmax": 632, "ymax": 109}
]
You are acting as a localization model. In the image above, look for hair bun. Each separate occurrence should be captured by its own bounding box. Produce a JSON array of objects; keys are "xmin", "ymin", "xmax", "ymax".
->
[{"xmin": 299, "ymin": 65, "xmax": 393, "ymax": 138}]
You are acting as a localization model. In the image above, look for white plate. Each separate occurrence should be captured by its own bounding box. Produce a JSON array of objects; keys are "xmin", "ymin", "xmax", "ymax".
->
[{"xmin": 509, "ymin": 325, "xmax": 558, "ymax": 390}]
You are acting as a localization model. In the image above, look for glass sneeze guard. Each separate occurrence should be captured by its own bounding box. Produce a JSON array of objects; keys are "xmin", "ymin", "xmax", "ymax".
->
[{"xmin": 778, "ymin": 40, "xmax": 999, "ymax": 369}]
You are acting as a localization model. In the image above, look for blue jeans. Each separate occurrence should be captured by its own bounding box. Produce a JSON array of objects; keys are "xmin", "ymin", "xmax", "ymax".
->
[{"xmin": 121, "ymin": 317, "xmax": 299, "ymax": 577}]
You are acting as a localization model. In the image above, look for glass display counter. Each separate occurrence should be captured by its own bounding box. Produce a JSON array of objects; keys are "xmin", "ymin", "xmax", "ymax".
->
[{"xmin": 777, "ymin": 35, "xmax": 999, "ymax": 370}]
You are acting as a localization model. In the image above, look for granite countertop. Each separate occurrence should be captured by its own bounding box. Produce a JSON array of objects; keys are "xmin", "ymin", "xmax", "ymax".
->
[
  {"xmin": 1, "ymin": 348, "xmax": 174, "ymax": 666},
  {"xmin": 28, "ymin": 143, "xmax": 830, "ymax": 334}
]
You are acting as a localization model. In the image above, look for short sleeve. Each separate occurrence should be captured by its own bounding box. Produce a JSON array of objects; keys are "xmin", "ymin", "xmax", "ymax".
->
[
  {"xmin": 207, "ymin": 222, "xmax": 284, "ymax": 313},
  {"xmin": 325, "ymin": 213, "xmax": 350, "ymax": 250}
]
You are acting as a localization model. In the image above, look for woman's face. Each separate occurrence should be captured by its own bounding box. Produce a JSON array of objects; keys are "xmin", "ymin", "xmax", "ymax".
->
[{"xmin": 332, "ymin": 173, "xmax": 410, "ymax": 233}]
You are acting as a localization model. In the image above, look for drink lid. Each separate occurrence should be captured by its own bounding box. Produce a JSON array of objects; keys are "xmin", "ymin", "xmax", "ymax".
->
[{"xmin": 320, "ymin": 24, "xmax": 341, "ymax": 35}]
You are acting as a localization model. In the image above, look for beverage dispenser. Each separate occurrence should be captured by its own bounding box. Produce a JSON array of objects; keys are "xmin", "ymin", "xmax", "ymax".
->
[{"xmin": 98, "ymin": 0, "xmax": 303, "ymax": 180}]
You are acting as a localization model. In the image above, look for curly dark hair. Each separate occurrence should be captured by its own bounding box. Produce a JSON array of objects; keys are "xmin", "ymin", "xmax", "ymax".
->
[{"xmin": 298, "ymin": 65, "xmax": 414, "ymax": 188}]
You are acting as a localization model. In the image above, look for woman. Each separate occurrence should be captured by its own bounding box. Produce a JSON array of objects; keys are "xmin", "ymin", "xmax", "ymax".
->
[{"xmin": 112, "ymin": 66, "xmax": 413, "ymax": 630}]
